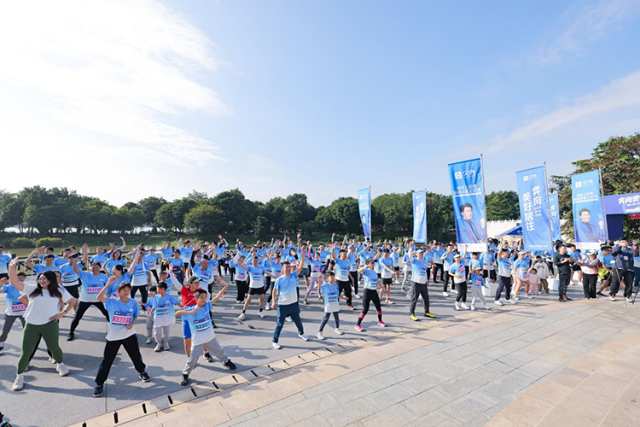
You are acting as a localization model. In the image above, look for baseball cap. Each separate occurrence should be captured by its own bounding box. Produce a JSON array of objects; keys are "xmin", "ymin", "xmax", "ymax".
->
[
  {"xmin": 187, "ymin": 276, "xmax": 201, "ymax": 285},
  {"xmin": 587, "ymin": 250, "xmax": 598, "ymax": 255},
  {"xmin": 453, "ymin": 253, "xmax": 461, "ymax": 258}
]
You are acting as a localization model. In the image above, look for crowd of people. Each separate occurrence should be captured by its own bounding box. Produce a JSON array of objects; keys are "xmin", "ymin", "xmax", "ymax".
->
[{"xmin": 0, "ymin": 232, "xmax": 638, "ymax": 397}]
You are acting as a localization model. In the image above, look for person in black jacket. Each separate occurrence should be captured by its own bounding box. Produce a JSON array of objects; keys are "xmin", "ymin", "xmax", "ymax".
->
[
  {"xmin": 553, "ymin": 244, "xmax": 573, "ymax": 302},
  {"xmin": 610, "ymin": 237, "xmax": 639, "ymax": 302}
]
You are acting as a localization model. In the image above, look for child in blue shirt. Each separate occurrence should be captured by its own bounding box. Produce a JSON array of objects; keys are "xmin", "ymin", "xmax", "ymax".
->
[
  {"xmin": 144, "ymin": 287, "xmax": 157, "ymax": 344},
  {"xmin": 469, "ymin": 266, "xmax": 490, "ymax": 311},
  {"xmin": 317, "ymin": 272, "xmax": 344, "ymax": 340}
]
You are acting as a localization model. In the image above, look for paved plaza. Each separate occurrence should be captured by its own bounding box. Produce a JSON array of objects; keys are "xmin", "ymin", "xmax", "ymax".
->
[{"xmin": 2, "ymin": 278, "xmax": 640, "ymax": 427}]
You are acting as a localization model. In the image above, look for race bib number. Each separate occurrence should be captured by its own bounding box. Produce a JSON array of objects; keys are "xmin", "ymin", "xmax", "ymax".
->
[
  {"xmin": 87, "ymin": 285, "xmax": 102, "ymax": 295},
  {"xmin": 194, "ymin": 317, "xmax": 211, "ymax": 333},
  {"xmin": 112, "ymin": 311, "xmax": 132, "ymax": 325},
  {"xmin": 521, "ymin": 271, "xmax": 529, "ymax": 280},
  {"xmin": 156, "ymin": 303, "xmax": 170, "ymax": 316},
  {"xmin": 11, "ymin": 301, "xmax": 27, "ymax": 313},
  {"xmin": 326, "ymin": 292, "xmax": 338, "ymax": 303},
  {"xmin": 146, "ymin": 306, "xmax": 152, "ymax": 313}
]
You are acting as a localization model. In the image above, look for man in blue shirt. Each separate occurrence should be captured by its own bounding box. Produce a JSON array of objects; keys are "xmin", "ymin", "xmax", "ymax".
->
[
  {"xmin": 610, "ymin": 237, "xmax": 639, "ymax": 301},
  {"xmin": 431, "ymin": 243, "xmax": 445, "ymax": 283},
  {"xmin": 270, "ymin": 260, "xmax": 309, "ymax": 349}
]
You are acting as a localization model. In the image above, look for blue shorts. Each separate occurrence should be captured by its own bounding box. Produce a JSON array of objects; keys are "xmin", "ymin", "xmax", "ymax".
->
[{"xmin": 182, "ymin": 320, "xmax": 191, "ymax": 339}]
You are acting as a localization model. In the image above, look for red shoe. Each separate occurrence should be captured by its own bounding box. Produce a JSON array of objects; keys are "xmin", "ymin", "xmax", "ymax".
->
[
  {"xmin": 378, "ymin": 321, "xmax": 387, "ymax": 327},
  {"xmin": 354, "ymin": 325, "xmax": 365, "ymax": 332}
]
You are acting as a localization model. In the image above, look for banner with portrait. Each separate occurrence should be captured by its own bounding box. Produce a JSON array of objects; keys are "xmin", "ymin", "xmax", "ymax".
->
[{"xmin": 448, "ymin": 158, "xmax": 487, "ymax": 252}]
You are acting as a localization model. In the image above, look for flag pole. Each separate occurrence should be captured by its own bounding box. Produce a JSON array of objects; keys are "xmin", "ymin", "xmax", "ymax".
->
[
  {"xmin": 480, "ymin": 154, "xmax": 489, "ymax": 253},
  {"xmin": 544, "ymin": 162, "xmax": 555, "ymax": 254},
  {"xmin": 599, "ymin": 167, "xmax": 609, "ymax": 241}
]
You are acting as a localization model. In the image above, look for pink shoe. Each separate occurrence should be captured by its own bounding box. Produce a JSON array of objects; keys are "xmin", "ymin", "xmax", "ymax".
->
[
  {"xmin": 378, "ymin": 321, "xmax": 387, "ymax": 327},
  {"xmin": 354, "ymin": 325, "xmax": 365, "ymax": 332}
]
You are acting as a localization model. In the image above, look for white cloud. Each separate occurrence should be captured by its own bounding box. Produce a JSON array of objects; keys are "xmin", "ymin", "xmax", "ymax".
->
[
  {"xmin": 529, "ymin": 0, "xmax": 640, "ymax": 66},
  {"xmin": 487, "ymin": 70, "xmax": 640, "ymax": 153},
  {"xmin": 0, "ymin": 0, "xmax": 230, "ymax": 167}
]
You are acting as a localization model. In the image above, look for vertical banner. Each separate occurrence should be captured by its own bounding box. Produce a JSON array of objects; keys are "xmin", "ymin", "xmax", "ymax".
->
[
  {"xmin": 516, "ymin": 166, "xmax": 552, "ymax": 252},
  {"xmin": 549, "ymin": 193, "xmax": 562, "ymax": 242},
  {"xmin": 358, "ymin": 188, "xmax": 372, "ymax": 239},
  {"xmin": 412, "ymin": 190, "xmax": 427, "ymax": 243},
  {"xmin": 571, "ymin": 170, "xmax": 607, "ymax": 249},
  {"xmin": 448, "ymin": 158, "xmax": 488, "ymax": 252}
]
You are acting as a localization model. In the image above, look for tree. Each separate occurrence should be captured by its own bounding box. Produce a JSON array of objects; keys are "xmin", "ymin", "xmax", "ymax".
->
[
  {"xmin": 187, "ymin": 190, "xmax": 209, "ymax": 203},
  {"xmin": 0, "ymin": 191, "xmax": 25, "ymax": 232},
  {"xmin": 315, "ymin": 197, "xmax": 361, "ymax": 234},
  {"xmin": 138, "ymin": 197, "xmax": 167, "ymax": 227},
  {"xmin": 254, "ymin": 215, "xmax": 268, "ymax": 239},
  {"xmin": 426, "ymin": 192, "xmax": 455, "ymax": 242},
  {"xmin": 486, "ymin": 191, "xmax": 520, "ymax": 221},
  {"xmin": 155, "ymin": 203, "xmax": 180, "ymax": 232},
  {"xmin": 118, "ymin": 206, "xmax": 146, "ymax": 233},
  {"xmin": 372, "ymin": 192, "xmax": 412, "ymax": 232},
  {"xmin": 210, "ymin": 189, "xmax": 257, "ymax": 233},
  {"xmin": 184, "ymin": 205, "xmax": 226, "ymax": 236}
]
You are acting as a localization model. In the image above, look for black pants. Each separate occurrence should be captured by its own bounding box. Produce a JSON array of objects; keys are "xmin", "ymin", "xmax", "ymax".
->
[
  {"xmin": 70, "ymin": 301, "xmax": 110, "ymax": 333},
  {"xmin": 455, "ymin": 281, "xmax": 468, "ymax": 303},
  {"xmin": 582, "ymin": 274, "xmax": 598, "ymax": 298},
  {"xmin": 410, "ymin": 282, "xmax": 430, "ymax": 314},
  {"xmin": 349, "ymin": 271, "xmax": 358, "ymax": 295},
  {"xmin": 150, "ymin": 269, "xmax": 160, "ymax": 284},
  {"xmin": 95, "ymin": 334, "xmax": 146, "ymax": 386},
  {"xmin": 131, "ymin": 286, "xmax": 149, "ymax": 304},
  {"xmin": 610, "ymin": 269, "xmax": 635, "ymax": 298},
  {"xmin": 264, "ymin": 276, "xmax": 273, "ymax": 303},
  {"xmin": 433, "ymin": 264, "xmax": 444, "ymax": 282},
  {"xmin": 229, "ymin": 267, "xmax": 236, "ymax": 283},
  {"xmin": 495, "ymin": 275, "xmax": 512, "ymax": 301},
  {"xmin": 443, "ymin": 271, "xmax": 455, "ymax": 292},
  {"xmin": 337, "ymin": 280, "xmax": 352, "ymax": 307},
  {"xmin": 558, "ymin": 273, "xmax": 571, "ymax": 298},
  {"xmin": 236, "ymin": 280, "xmax": 248, "ymax": 302},
  {"xmin": 359, "ymin": 289, "xmax": 382, "ymax": 320}
]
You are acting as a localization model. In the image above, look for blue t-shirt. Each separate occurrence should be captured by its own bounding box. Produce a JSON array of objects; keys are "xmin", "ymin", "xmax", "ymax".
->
[
  {"xmin": 247, "ymin": 265, "xmax": 266, "ymax": 288},
  {"xmin": 348, "ymin": 253, "xmax": 358, "ymax": 271},
  {"xmin": 497, "ymin": 258, "xmax": 512, "ymax": 277},
  {"xmin": 319, "ymin": 250, "xmax": 331, "ymax": 264},
  {"xmin": 59, "ymin": 263, "xmax": 80, "ymax": 285},
  {"xmin": 104, "ymin": 258, "xmax": 126, "ymax": 275},
  {"xmin": 380, "ymin": 257, "xmax": 394, "ymax": 278},
  {"xmin": 3, "ymin": 284, "xmax": 26, "ymax": 316},
  {"xmin": 403, "ymin": 253, "xmax": 412, "ymax": 268},
  {"xmin": 471, "ymin": 273, "xmax": 485, "ymax": 287},
  {"xmin": 192, "ymin": 263, "xmax": 214, "ymax": 284},
  {"xmin": 269, "ymin": 262, "xmax": 282, "ymax": 279},
  {"xmin": 105, "ymin": 297, "xmax": 139, "ymax": 341},
  {"xmin": 362, "ymin": 268, "xmax": 379, "ymax": 290},
  {"xmin": 144, "ymin": 254, "xmax": 160, "ymax": 269},
  {"xmin": 152, "ymin": 293, "xmax": 181, "ymax": 326},
  {"xmin": 320, "ymin": 283, "xmax": 339, "ymax": 313},
  {"xmin": 274, "ymin": 272, "xmax": 299, "ymax": 305},
  {"xmin": 0, "ymin": 254, "xmax": 12, "ymax": 274},
  {"xmin": 514, "ymin": 258, "xmax": 530, "ymax": 270},
  {"xmin": 183, "ymin": 301, "xmax": 215, "ymax": 345},
  {"xmin": 442, "ymin": 252, "xmax": 455, "ymax": 269},
  {"xmin": 106, "ymin": 272, "xmax": 132, "ymax": 295},
  {"xmin": 161, "ymin": 248, "xmax": 173, "ymax": 259},
  {"xmin": 431, "ymin": 249, "xmax": 445, "ymax": 263},
  {"xmin": 180, "ymin": 247, "xmax": 194, "ymax": 263},
  {"xmin": 90, "ymin": 253, "xmax": 109, "ymax": 265},
  {"xmin": 34, "ymin": 264, "xmax": 59, "ymax": 276},
  {"xmin": 79, "ymin": 271, "xmax": 109, "ymax": 302},
  {"xmin": 167, "ymin": 258, "xmax": 185, "ymax": 270},
  {"xmin": 335, "ymin": 259, "xmax": 350, "ymax": 282},
  {"xmin": 411, "ymin": 258, "xmax": 429, "ymax": 284}
]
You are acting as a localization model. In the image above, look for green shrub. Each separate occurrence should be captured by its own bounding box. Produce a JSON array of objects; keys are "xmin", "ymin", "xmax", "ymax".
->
[
  {"xmin": 35, "ymin": 237, "xmax": 65, "ymax": 248},
  {"xmin": 10, "ymin": 237, "xmax": 35, "ymax": 248}
]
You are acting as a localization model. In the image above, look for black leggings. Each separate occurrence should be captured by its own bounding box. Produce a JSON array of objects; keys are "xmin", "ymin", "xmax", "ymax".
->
[
  {"xmin": 455, "ymin": 281, "xmax": 468, "ymax": 303},
  {"xmin": 150, "ymin": 269, "xmax": 160, "ymax": 284},
  {"xmin": 357, "ymin": 289, "xmax": 382, "ymax": 325},
  {"xmin": 229, "ymin": 267, "xmax": 236, "ymax": 283},
  {"xmin": 349, "ymin": 271, "xmax": 358, "ymax": 295},
  {"xmin": 582, "ymin": 274, "xmax": 598, "ymax": 298},
  {"xmin": 443, "ymin": 270, "xmax": 455, "ymax": 292},
  {"xmin": 236, "ymin": 280, "xmax": 249, "ymax": 301},
  {"xmin": 433, "ymin": 264, "xmax": 444, "ymax": 281},
  {"xmin": 70, "ymin": 301, "xmax": 110, "ymax": 333},
  {"xmin": 130, "ymin": 286, "xmax": 149, "ymax": 304}
]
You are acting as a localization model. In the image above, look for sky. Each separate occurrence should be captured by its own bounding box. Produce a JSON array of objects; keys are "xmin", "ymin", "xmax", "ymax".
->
[{"xmin": 1, "ymin": 0, "xmax": 640, "ymax": 207}]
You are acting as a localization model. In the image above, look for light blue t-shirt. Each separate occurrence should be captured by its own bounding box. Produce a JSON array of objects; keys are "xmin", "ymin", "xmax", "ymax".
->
[
  {"xmin": 3, "ymin": 284, "xmax": 26, "ymax": 316},
  {"xmin": 0, "ymin": 254, "xmax": 12, "ymax": 274},
  {"xmin": 152, "ymin": 293, "xmax": 181, "ymax": 326},
  {"xmin": 411, "ymin": 258, "xmax": 429, "ymax": 284},
  {"xmin": 362, "ymin": 269, "xmax": 379, "ymax": 290},
  {"xmin": 183, "ymin": 301, "xmax": 215, "ymax": 345},
  {"xmin": 274, "ymin": 272, "xmax": 299, "ymax": 306},
  {"xmin": 79, "ymin": 271, "xmax": 109, "ymax": 302},
  {"xmin": 105, "ymin": 297, "xmax": 139, "ymax": 341}
]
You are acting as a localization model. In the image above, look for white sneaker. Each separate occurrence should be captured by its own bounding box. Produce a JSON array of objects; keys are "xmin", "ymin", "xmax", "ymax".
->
[
  {"xmin": 57, "ymin": 363, "xmax": 69, "ymax": 377},
  {"xmin": 238, "ymin": 313, "xmax": 246, "ymax": 321},
  {"xmin": 335, "ymin": 328, "xmax": 343, "ymax": 335},
  {"xmin": 265, "ymin": 305, "xmax": 271, "ymax": 311},
  {"xmin": 626, "ymin": 297, "xmax": 632, "ymax": 302},
  {"xmin": 49, "ymin": 356, "xmax": 56, "ymax": 364},
  {"xmin": 470, "ymin": 305, "xmax": 476, "ymax": 311},
  {"xmin": 354, "ymin": 294, "xmax": 361, "ymax": 299},
  {"xmin": 461, "ymin": 303, "xmax": 470, "ymax": 310},
  {"xmin": 12, "ymin": 374, "xmax": 24, "ymax": 391},
  {"xmin": 443, "ymin": 292, "xmax": 449, "ymax": 297},
  {"xmin": 154, "ymin": 344, "xmax": 162, "ymax": 352},
  {"xmin": 494, "ymin": 300, "xmax": 503, "ymax": 306},
  {"xmin": 299, "ymin": 334, "xmax": 309, "ymax": 341},
  {"xmin": 454, "ymin": 302, "xmax": 461, "ymax": 311},
  {"xmin": 526, "ymin": 294, "xmax": 534, "ymax": 299},
  {"xmin": 508, "ymin": 299, "xmax": 517, "ymax": 304},
  {"xmin": 285, "ymin": 317, "xmax": 292, "ymax": 323},
  {"xmin": 513, "ymin": 296, "xmax": 520, "ymax": 301},
  {"xmin": 452, "ymin": 289, "xmax": 458, "ymax": 294},
  {"xmin": 272, "ymin": 342, "xmax": 282, "ymax": 350},
  {"xmin": 163, "ymin": 343, "xmax": 170, "ymax": 351},
  {"xmin": 259, "ymin": 311, "xmax": 266, "ymax": 318},
  {"xmin": 317, "ymin": 332, "xmax": 325, "ymax": 340},
  {"xmin": 145, "ymin": 337, "xmax": 153, "ymax": 344},
  {"xmin": 484, "ymin": 304, "xmax": 491, "ymax": 310}
]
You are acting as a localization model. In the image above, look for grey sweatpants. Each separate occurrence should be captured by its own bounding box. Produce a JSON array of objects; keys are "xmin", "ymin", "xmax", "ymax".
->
[
  {"xmin": 0, "ymin": 314, "xmax": 25, "ymax": 343},
  {"xmin": 470, "ymin": 285, "xmax": 487, "ymax": 306},
  {"xmin": 182, "ymin": 337, "xmax": 228, "ymax": 376},
  {"xmin": 146, "ymin": 316, "xmax": 154, "ymax": 337},
  {"xmin": 155, "ymin": 325, "xmax": 171, "ymax": 345}
]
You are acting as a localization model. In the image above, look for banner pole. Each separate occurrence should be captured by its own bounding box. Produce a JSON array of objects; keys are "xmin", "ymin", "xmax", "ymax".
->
[
  {"xmin": 425, "ymin": 187, "xmax": 428, "ymax": 244},
  {"xmin": 369, "ymin": 185, "xmax": 372, "ymax": 242},
  {"xmin": 598, "ymin": 168, "xmax": 609, "ymax": 241},
  {"xmin": 480, "ymin": 154, "xmax": 489, "ymax": 253},
  {"xmin": 544, "ymin": 162, "xmax": 555, "ymax": 254}
]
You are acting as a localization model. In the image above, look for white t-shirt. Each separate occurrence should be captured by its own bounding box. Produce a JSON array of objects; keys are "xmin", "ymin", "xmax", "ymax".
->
[{"xmin": 23, "ymin": 284, "xmax": 73, "ymax": 325}]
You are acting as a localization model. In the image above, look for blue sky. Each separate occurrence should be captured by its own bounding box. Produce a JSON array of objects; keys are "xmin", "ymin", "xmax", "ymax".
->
[{"xmin": 1, "ymin": 0, "xmax": 639, "ymax": 206}]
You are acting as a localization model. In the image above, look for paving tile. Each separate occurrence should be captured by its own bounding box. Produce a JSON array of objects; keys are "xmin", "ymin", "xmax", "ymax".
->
[
  {"xmin": 399, "ymin": 370, "xmax": 443, "ymax": 394},
  {"xmin": 362, "ymin": 383, "xmax": 414, "ymax": 410},
  {"xmin": 402, "ymin": 388, "xmax": 453, "ymax": 417},
  {"xmin": 440, "ymin": 393, "xmax": 495, "ymax": 423},
  {"xmin": 500, "ymin": 393, "xmax": 555, "ymax": 426},
  {"xmin": 524, "ymin": 378, "xmax": 573, "ymax": 405},
  {"xmin": 547, "ymin": 367, "xmax": 589, "ymax": 388},
  {"xmin": 290, "ymin": 414, "xmax": 332, "ymax": 427},
  {"xmin": 405, "ymin": 409, "xmax": 463, "ymax": 427},
  {"xmin": 359, "ymin": 403, "xmax": 419, "ymax": 425},
  {"xmin": 322, "ymin": 400, "xmax": 380, "ymax": 427}
]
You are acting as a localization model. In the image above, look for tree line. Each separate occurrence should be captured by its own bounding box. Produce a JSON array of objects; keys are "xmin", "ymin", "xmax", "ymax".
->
[{"xmin": 0, "ymin": 187, "xmax": 521, "ymax": 242}]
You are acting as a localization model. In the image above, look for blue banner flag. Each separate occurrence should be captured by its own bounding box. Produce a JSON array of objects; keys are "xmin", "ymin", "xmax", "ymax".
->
[
  {"xmin": 358, "ymin": 188, "xmax": 372, "ymax": 239},
  {"xmin": 549, "ymin": 193, "xmax": 562, "ymax": 242},
  {"xmin": 571, "ymin": 170, "xmax": 607, "ymax": 249},
  {"xmin": 448, "ymin": 158, "xmax": 488, "ymax": 252},
  {"xmin": 516, "ymin": 166, "xmax": 552, "ymax": 252},
  {"xmin": 412, "ymin": 190, "xmax": 427, "ymax": 243}
]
